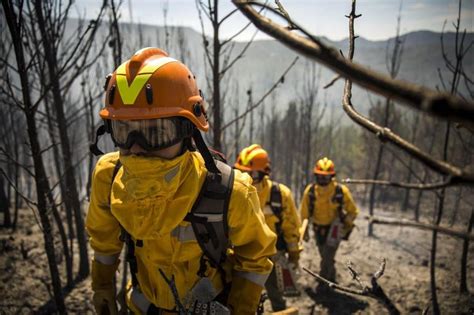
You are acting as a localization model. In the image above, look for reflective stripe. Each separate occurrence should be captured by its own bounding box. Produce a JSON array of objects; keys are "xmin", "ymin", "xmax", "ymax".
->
[
  {"xmin": 171, "ymin": 224, "xmax": 196, "ymax": 242},
  {"xmin": 116, "ymin": 57, "xmax": 177, "ymax": 105},
  {"xmin": 263, "ymin": 205, "xmax": 274, "ymax": 215},
  {"xmin": 234, "ymin": 270, "xmax": 269, "ymax": 287},
  {"xmin": 193, "ymin": 213, "xmax": 223, "ymax": 222},
  {"xmin": 94, "ymin": 252, "xmax": 119, "ymax": 265},
  {"xmin": 130, "ymin": 287, "xmax": 151, "ymax": 313}
]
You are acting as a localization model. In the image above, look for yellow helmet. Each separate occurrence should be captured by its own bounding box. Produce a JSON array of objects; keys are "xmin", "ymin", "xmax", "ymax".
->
[
  {"xmin": 313, "ymin": 157, "xmax": 336, "ymax": 175},
  {"xmin": 100, "ymin": 47, "xmax": 208, "ymax": 130},
  {"xmin": 234, "ymin": 144, "xmax": 271, "ymax": 174}
]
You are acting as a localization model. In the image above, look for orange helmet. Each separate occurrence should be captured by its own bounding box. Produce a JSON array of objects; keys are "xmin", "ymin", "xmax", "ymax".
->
[
  {"xmin": 100, "ymin": 47, "xmax": 208, "ymax": 131},
  {"xmin": 234, "ymin": 144, "xmax": 271, "ymax": 173},
  {"xmin": 313, "ymin": 157, "xmax": 336, "ymax": 175}
]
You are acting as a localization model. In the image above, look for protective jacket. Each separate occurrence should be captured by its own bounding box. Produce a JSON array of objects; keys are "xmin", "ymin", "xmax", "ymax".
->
[
  {"xmin": 86, "ymin": 151, "xmax": 276, "ymax": 311},
  {"xmin": 255, "ymin": 176, "xmax": 301, "ymax": 253},
  {"xmin": 300, "ymin": 180, "xmax": 358, "ymax": 226}
]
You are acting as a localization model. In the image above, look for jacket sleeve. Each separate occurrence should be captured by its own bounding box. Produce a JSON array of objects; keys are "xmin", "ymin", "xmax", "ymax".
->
[
  {"xmin": 299, "ymin": 184, "xmax": 312, "ymax": 221},
  {"xmin": 227, "ymin": 170, "xmax": 277, "ymax": 287},
  {"xmin": 342, "ymin": 184, "xmax": 358, "ymax": 223},
  {"xmin": 86, "ymin": 152, "xmax": 123, "ymax": 259},
  {"xmin": 280, "ymin": 184, "xmax": 301, "ymax": 252}
]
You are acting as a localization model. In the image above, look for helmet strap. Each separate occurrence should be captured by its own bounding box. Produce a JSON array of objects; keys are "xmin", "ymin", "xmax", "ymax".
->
[
  {"xmin": 89, "ymin": 124, "xmax": 107, "ymax": 156},
  {"xmin": 192, "ymin": 128, "xmax": 220, "ymax": 174}
]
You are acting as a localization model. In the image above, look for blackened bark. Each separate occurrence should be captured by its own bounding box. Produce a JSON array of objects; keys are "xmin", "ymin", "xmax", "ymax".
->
[
  {"xmin": 460, "ymin": 208, "xmax": 473, "ymax": 293},
  {"xmin": 2, "ymin": 0, "xmax": 66, "ymax": 312},
  {"xmin": 34, "ymin": 0, "xmax": 89, "ymax": 280},
  {"xmin": 212, "ymin": 0, "xmax": 222, "ymax": 151}
]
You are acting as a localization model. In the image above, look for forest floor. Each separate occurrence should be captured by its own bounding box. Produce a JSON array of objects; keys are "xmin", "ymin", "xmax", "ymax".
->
[{"xmin": 0, "ymin": 206, "xmax": 473, "ymax": 315}]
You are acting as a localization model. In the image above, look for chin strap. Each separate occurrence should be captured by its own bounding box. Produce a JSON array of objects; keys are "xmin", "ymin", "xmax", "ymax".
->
[
  {"xmin": 192, "ymin": 128, "xmax": 220, "ymax": 175},
  {"xmin": 89, "ymin": 124, "xmax": 107, "ymax": 156}
]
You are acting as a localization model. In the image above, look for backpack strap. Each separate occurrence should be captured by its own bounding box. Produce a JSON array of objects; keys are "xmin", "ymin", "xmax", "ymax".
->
[
  {"xmin": 332, "ymin": 184, "xmax": 345, "ymax": 221},
  {"xmin": 109, "ymin": 157, "xmax": 234, "ymax": 289},
  {"xmin": 308, "ymin": 183, "xmax": 316, "ymax": 219},
  {"xmin": 268, "ymin": 182, "xmax": 287, "ymax": 251},
  {"xmin": 184, "ymin": 160, "xmax": 234, "ymax": 269}
]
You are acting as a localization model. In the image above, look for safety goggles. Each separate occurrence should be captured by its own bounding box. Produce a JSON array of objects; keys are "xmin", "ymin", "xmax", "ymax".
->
[
  {"xmin": 315, "ymin": 174, "xmax": 333, "ymax": 186},
  {"xmin": 245, "ymin": 170, "xmax": 265, "ymax": 183},
  {"xmin": 110, "ymin": 117, "xmax": 192, "ymax": 151}
]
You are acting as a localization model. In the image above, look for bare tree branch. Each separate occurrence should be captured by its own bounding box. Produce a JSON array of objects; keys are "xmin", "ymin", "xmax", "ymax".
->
[
  {"xmin": 341, "ymin": 178, "xmax": 453, "ymax": 190},
  {"xmin": 304, "ymin": 257, "xmax": 400, "ymax": 315},
  {"xmin": 323, "ymin": 74, "xmax": 341, "ymax": 89},
  {"xmin": 232, "ymin": 0, "xmax": 474, "ymax": 126},
  {"xmin": 365, "ymin": 215, "xmax": 474, "ymax": 241}
]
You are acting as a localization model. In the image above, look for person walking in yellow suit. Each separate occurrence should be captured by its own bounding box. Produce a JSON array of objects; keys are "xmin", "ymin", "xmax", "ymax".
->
[
  {"xmin": 86, "ymin": 48, "xmax": 276, "ymax": 314},
  {"xmin": 235, "ymin": 144, "xmax": 301, "ymax": 313},
  {"xmin": 300, "ymin": 157, "xmax": 358, "ymax": 292}
]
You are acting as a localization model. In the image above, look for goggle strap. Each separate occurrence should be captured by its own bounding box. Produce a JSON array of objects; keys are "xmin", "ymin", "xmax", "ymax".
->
[
  {"xmin": 192, "ymin": 128, "xmax": 220, "ymax": 175},
  {"xmin": 89, "ymin": 124, "xmax": 106, "ymax": 156}
]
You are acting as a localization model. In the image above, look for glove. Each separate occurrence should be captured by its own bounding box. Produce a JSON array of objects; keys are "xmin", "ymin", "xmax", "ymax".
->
[
  {"xmin": 91, "ymin": 259, "xmax": 120, "ymax": 315},
  {"xmin": 288, "ymin": 250, "xmax": 300, "ymax": 265},
  {"xmin": 227, "ymin": 275, "xmax": 265, "ymax": 315}
]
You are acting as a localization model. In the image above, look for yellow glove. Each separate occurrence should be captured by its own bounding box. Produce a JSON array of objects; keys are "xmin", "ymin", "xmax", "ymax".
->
[
  {"xmin": 227, "ymin": 275, "xmax": 264, "ymax": 315},
  {"xmin": 288, "ymin": 250, "xmax": 300, "ymax": 265},
  {"xmin": 91, "ymin": 259, "xmax": 119, "ymax": 315}
]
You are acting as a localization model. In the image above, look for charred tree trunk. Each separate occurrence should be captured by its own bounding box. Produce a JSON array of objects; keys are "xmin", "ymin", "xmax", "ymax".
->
[
  {"xmin": 0, "ymin": 175, "xmax": 10, "ymax": 227},
  {"xmin": 430, "ymin": 122, "xmax": 451, "ymax": 315},
  {"xmin": 212, "ymin": 0, "xmax": 222, "ymax": 151},
  {"xmin": 450, "ymin": 186, "xmax": 463, "ymax": 226},
  {"xmin": 400, "ymin": 113, "xmax": 420, "ymax": 211},
  {"xmin": 460, "ymin": 208, "xmax": 473, "ymax": 293},
  {"xmin": 234, "ymin": 106, "xmax": 240, "ymax": 158},
  {"xmin": 34, "ymin": 0, "xmax": 89, "ymax": 279},
  {"xmin": 3, "ymin": 1, "xmax": 66, "ymax": 312},
  {"xmin": 47, "ymin": 190, "xmax": 73, "ymax": 288},
  {"xmin": 44, "ymin": 93, "xmax": 75, "ymax": 271},
  {"xmin": 368, "ymin": 100, "xmax": 391, "ymax": 236}
]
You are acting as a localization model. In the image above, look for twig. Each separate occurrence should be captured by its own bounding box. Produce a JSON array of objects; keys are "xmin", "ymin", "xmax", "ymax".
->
[
  {"xmin": 274, "ymin": 0, "xmax": 297, "ymax": 30},
  {"xmin": 323, "ymin": 75, "xmax": 341, "ymax": 89},
  {"xmin": 302, "ymin": 267, "xmax": 365, "ymax": 296}
]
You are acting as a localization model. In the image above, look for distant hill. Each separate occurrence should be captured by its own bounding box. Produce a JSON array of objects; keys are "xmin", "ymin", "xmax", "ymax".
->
[{"xmin": 67, "ymin": 19, "xmax": 473, "ymax": 123}]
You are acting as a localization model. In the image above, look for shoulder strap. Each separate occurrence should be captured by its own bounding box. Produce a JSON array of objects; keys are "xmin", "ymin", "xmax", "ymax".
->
[
  {"xmin": 269, "ymin": 182, "xmax": 288, "ymax": 251},
  {"xmin": 108, "ymin": 159, "xmax": 122, "ymax": 204},
  {"xmin": 333, "ymin": 184, "xmax": 345, "ymax": 220},
  {"xmin": 308, "ymin": 183, "xmax": 316, "ymax": 218},
  {"xmin": 268, "ymin": 182, "xmax": 283, "ymax": 218},
  {"xmin": 184, "ymin": 160, "xmax": 234, "ymax": 268}
]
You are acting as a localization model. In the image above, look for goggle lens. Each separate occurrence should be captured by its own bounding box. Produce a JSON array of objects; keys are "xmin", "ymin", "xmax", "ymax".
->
[{"xmin": 110, "ymin": 118, "xmax": 183, "ymax": 150}]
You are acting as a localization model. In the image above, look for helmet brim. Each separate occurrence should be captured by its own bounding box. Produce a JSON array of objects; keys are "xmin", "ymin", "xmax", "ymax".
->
[
  {"xmin": 314, "ymin": 169, "xmax": 336, "ymax": 175},
  {"xmin": 99, "ymin": 106, "xmax": 208, "ymax": 131}
]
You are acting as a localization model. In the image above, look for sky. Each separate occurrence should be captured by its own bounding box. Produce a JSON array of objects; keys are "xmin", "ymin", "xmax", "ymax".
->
[{"xmin": 73, "ymin": 0, "xmax": 473, "ymax": 41}]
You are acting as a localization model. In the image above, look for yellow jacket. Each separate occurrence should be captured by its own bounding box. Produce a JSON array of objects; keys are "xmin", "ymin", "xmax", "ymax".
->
[
  {"xmin": 256, "ymin": 176, "xmax": 301, "ymax": 253},
  {"xmin": 300, "ymin": 180, "xmax": 358, "ymax": 226},
  {"xmin": 86, "ymin": 151, "xmax": 276, "ymax": 311}
]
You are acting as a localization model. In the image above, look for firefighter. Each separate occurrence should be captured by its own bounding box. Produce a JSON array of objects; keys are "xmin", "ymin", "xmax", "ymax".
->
[
  {"xmin": 300, "ymin": 157, "xmax": 358, "ymax": 292},
  {"xmin": 86, "ymin": 48, "xmax": 276, "ymax": 314},
  {"xmin": 235, "ymin": 144, "xmax": 301, "ymax": 313}
]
